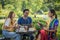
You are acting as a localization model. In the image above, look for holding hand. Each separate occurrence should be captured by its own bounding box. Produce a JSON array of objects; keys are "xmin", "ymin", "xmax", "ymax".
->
[
  {"xmin": 24, "ymin": 26, "xmax": 28, "ymax": 31},
  {"xmin": 37, "ymin": 22, "xmax": 40, "ymax": 26}
]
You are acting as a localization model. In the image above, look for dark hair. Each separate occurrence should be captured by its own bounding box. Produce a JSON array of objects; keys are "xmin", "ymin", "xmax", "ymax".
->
[
  {"xmin": 8, "ymin": 11, "xmax": 14, "ymax": 19},
  {"xmin": 23, "ymin": 9, "xmax": 29, "ymax": 13},
  {"xmin": 50, "ymin": 9, "xmax": 57, "ymax": 19}
]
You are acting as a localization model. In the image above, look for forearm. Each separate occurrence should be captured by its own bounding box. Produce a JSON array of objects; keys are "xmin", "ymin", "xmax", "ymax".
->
[
  {"xmin": 48, "ymin": 29, "xmax": 57, "ymax": 32},
  {"xmin": 49, "ymin": 30, "xmax": 55, "ymax": 32},
  {"xmin": 30, "ymin": 24, "xmax": 33, "ymax": 27},
  {"xmin": 4, "ymin": 25, "xmax": 13, "ymax": 29},
  {"xmin": 48, "ymin": 27, "xmax": 57, "ymax": 32}
]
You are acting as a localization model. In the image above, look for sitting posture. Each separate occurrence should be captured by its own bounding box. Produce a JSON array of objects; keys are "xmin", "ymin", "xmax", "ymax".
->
[
  {"xmin": 36, "ymin": 9, "xmax": 59, "ymax": 40},
  {"xmin": 2, "ymin": 11, "xmax": 21, "ymax": 40},
  {"xmin": 18, "ymin": 9, "xmax": 34, "ymax": 40},
  {"xmin": 36, "ymin": 21, "xmax": 48, "ymax": 40},
  {"xmin": 47, "ymin": 9, "xmax": 59, "ymax": 40}
]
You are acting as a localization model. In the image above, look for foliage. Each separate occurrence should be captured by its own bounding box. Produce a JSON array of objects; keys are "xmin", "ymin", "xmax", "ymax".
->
[
  {"xmin": 0, "ymin": 0, "xmax": 60, "ymax": 18},
  {"xmin": 0, "ymin": 0, "xmax": 60, "ymax": 39},
  {"xmin": 0, "ymin": 23, "xmax": 3, "ymax": 34},
  {"xmin": 32, "ymin": 17, "xmax": 47, "ymax": 30}
]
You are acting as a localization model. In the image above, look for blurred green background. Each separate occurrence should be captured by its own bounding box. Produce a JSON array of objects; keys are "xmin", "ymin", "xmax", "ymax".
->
[{"xmin": 0, "ymin": 0, "xmax": 60, "ymax": 40}]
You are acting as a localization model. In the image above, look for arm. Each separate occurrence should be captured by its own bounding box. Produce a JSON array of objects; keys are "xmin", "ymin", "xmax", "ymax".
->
[
  {"xmin": 4, "ymin": 19, "xmax": 16, "ymax": 29},
  {"xmin": 17, "ymin": 18, "xmax": 22, "ymax": 28},
  {"xmin": 49, "ymin": 26, "xmax": 57, "ymax": 32},
  {"xmin": 54, "ymin": 20, "xmax": 59, "ymax": 32},
  {"xmin": 29, "ymin": 17, "xmax": 33, "ymax": 27},
  {"xmin": 48, "ymin": 20, "xmax": 59, "ymax": 32},
  {"xmin": 48, "ymin": 30, "xmax": 56, "ymax": 32},
  {"xmin": 4, "ymin": 18, "xmax": 12, "ymax": 29}
]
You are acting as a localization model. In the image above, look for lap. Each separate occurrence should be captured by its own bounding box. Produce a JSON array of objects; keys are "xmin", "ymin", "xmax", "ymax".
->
[
  {"xmin": 40, "ymin": 29, "xmax": 47, "ymax": 35},
  {"xmin": 48, "ymin": 32, "xmax": 56, "ymax": 39},
  {"xmin": 2, "ymin": 30, "xmax": 19, "ymax": 38}
]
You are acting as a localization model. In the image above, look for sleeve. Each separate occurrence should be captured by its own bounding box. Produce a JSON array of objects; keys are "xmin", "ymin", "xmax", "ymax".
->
[
  {"xmin": 18, "ymin": 18, "xmax": 21, "ymax": 24},
  {"xmin": 29, "ymin": 17, "xmax": 32, "ymax": 24},
  {"xmin": 54, "ymin": 20, "xmax": 59, "ymax": 27},
  {"xmin": 4, "ymin": 19, "xmax": 10, "ymax": 27}
]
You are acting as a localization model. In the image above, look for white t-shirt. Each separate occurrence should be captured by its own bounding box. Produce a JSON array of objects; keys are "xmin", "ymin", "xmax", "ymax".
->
[{"xmin": 4, "ymin": 18, "xmax": 11, "ymax": 27}]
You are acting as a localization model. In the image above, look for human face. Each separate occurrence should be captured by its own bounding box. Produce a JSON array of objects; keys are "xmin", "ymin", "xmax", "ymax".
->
[
  {"xmin": 12, "ymin": 13, "xmax": 15, "ymax": 18},
  {"xmin": 24, "ymin": 11, "xmax": 29, "ymax": 17},
  {"xmin": 48, "ymin": 11, "xmax": 53, "ymax": 18}
]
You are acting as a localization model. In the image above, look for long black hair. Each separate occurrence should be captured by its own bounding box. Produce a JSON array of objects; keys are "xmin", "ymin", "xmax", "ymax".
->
[{"xmin": 50, "ymin": 9, "xmax": 57, "ymax": 19}]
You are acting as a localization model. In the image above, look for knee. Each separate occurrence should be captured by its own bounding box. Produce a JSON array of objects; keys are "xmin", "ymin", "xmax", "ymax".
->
[{"xmin": 16, "ymin": 34, "xmax": 20, "ymax": 37}]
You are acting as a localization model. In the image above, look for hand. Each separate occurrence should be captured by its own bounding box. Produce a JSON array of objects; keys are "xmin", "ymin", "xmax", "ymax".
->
[
  {"xmin": 43, "ymin": 27, "xmax": 48, "ymax": 31},
  {"xmin": 37, "ymin": 23, "xmax": 40, "ymax": 26},
  {"xmin": 24, "ymin": 26, "xmax": 28, "ymax": 30},
  {"xmin": 14, "ymin": 24, "xmax": 21, "ymax": 29},
  {"xmin": 14, "ymin": 26, "xmax": 19, "ymax": 29}
]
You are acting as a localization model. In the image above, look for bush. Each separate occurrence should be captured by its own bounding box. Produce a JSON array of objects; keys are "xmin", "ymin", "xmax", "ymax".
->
[
  {"xmin": 0, "ymin": 23, "xmax": 3, "ymax": 34},
  {"xmin": 32, "ymin": 17, "xmax": 47, "ymax": 30},
  {"xmin": 56, "ymin": 11, "xmax": 60, "ymax": 15},
  {"xmin": 0, "ymin": 16, "xmax": 6, "ymax": 19}
]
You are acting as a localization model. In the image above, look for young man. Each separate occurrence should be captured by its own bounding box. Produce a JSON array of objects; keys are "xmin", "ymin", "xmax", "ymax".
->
[{"xmin": 18, "ymin": 9, "xmax": 34, "ymax": 40}]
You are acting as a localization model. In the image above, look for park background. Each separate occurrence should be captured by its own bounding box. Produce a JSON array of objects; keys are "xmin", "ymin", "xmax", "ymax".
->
[{"xmin": 0, "ymin": 0, "xmax": 60, "ymax": 40}]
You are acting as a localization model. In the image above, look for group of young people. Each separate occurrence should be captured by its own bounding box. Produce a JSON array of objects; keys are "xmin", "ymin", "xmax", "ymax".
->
[{"xmin": 2, "ymin": 9, "xmax": 59, "ymax": 40}]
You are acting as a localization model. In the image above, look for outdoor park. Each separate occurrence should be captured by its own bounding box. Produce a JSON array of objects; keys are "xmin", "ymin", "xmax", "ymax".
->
[{"xmin": 0, "ymin": 0, "xmax": 60, "ymax": 40}]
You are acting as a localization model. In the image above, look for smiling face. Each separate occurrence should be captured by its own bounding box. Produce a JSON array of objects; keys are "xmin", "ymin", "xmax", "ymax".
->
[
  {"xmin": 12, "ymin": 13, "xmax": 15, "ymax": 18},
  {"xmin": 8, "ymin": 11, "xmax": 15, "ymax": 19},
  {"xmin": 48, "ymin": 11, "xmax": 53, "ymax": 18},
  {"xmin": 23, "ymin": 11, "xmax": 29, "ymax": 17}
]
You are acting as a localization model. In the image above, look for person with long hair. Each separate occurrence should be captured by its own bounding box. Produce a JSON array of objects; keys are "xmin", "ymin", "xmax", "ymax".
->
[
  {"xmin": 36, "ymin": 21, "xmax": 48, "ymax": 40},
  {"xmin": 47, "ymin": 9, "xmax": 59, "ymax": 40},
  {"xmin": 2, "ymin": 11, "xmax": 21, "ymax": 40},
  {"xmin": 36, "ymin": 9, "xmax": 59, "ymax": 40}
]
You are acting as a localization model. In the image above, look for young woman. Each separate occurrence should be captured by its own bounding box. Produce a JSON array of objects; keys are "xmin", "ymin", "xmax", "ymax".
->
[
  {"xmin": 2, "ymin": 11, "xmax": 21, "ymax": 40},
  {"xmin": 36, "ymin": 20, "xmax": 48, "ymax": 40},
  {"xmin": 39, "ymin": 23, "xmax": 48, "ymax": 40},
  {"xmin": 36, "ymin": 9, "xmax": 59, "ymax": 40},
  {"xmin": 48, "ymin": 9, "xmax": 59, "ymax": 40}
]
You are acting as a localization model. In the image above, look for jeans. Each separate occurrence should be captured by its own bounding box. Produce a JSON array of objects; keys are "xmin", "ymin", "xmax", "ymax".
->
[{"xmin": 2, "ymin": 30, "xmax": 21, "ymax": 40}]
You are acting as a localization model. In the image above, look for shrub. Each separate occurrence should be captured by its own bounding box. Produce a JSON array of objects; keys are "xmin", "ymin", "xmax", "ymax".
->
[
  {"xmin": 0, "ymin": 23, "xmax": 3, "ymax": 34},
  {"xmin": 32, "ymin": 17, "xmax": 47, "ymax": 30},
  {"xmin": 0, "ymin": 16, "xmax": 6, "ymax": 19}
]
